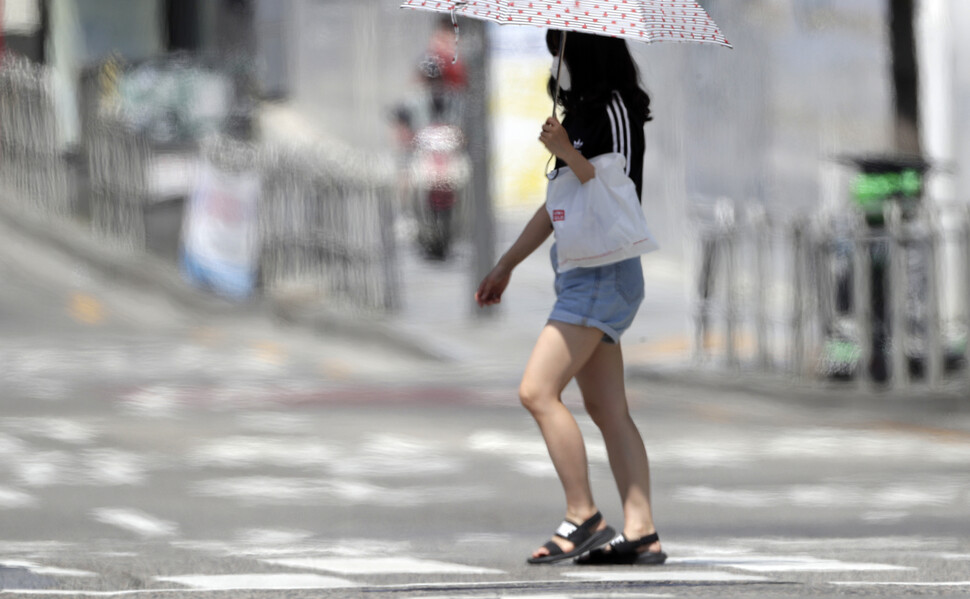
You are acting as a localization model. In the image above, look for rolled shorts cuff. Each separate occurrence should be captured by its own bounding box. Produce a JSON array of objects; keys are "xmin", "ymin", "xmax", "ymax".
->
[{"xmin": 548, "ymin": 310, "xmax": 621, "ymax": 344}]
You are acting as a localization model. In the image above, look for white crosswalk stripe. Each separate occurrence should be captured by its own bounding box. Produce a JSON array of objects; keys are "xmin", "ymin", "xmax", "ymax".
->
[
  {"xmin": 262, "ymin": 556, "xmax": 504, "ymax": 575},
  {"xmin": 90, "ymin": 508, "xmax": 179, "ymax": 538},
  {"xmin": 154, "ymin": 573, "xmax": 358, "ymax": 590},
  {"xmin": 3, "ymin": 540, "xmax": 970, "ymax": 595},
  {"xmin": 564, "ymin": 570, "xmax": 769, "ymax": 583}
]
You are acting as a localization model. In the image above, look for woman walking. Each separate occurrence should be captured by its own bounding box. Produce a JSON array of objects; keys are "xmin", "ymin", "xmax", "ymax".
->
[{"xmin": 475, "ymin": 30, "xmax": 665, "ymax": 566}]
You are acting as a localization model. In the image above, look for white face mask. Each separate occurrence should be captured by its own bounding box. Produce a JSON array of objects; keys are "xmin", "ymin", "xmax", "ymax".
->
[{"xmin": 550, "ymin": 56, "xmax": 571, "ymax": 92}]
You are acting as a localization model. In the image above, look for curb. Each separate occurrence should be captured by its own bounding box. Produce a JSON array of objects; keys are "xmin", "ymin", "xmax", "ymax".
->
[
  {"xmin": 0, "ymin": 198, "xmax": 240, "ymax": 316},
  {"xmin": 629, "ymin": 363, "xmax": 970, "ymax": 424},
  {"xmin": 268, "ymin": 298, "xmax": 453, "ymax": 363},
  {"xmin": 0, "ymin": 195, "xmax": 449, "ymax": 362}
]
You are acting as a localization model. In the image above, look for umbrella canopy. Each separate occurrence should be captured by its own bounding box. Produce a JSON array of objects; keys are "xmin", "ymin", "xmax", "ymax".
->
[{"xmin": 400, "ymin": 0, "xmax": 731, "ymax": 48}]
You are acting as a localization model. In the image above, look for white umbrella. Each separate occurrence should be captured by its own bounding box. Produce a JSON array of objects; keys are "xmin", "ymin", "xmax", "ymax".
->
[
  {"xmin": 400, "ymin": 0, "xmax": 731, "ymax": 48},
  {"xmin": 401, "ymin": 0, "xmax": 731, "ymax": 113}
]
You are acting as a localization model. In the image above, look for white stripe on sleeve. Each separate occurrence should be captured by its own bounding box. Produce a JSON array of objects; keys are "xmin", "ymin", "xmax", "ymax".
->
[
  {"xmin": 612, "ymin": 92, "xmax": 632, "ymax": 176},
  {"xmin": 606, "ymin": 103, "xmax": 620, "ymax": 156}
]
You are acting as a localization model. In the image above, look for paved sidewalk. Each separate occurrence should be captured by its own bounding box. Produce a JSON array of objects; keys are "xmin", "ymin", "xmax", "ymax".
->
[
  {"xmin": 277, "ymin": 205, "xmax": 696, "ymax": 375},
  {"xmin": 3, "ymin": 190, "xmax": 968, "ymax": 429}
]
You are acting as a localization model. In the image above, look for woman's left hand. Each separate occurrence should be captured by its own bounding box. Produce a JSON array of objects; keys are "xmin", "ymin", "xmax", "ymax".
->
[{"xmin": 539, "ymin": 116, "xmax": 573, "ymax": 160}]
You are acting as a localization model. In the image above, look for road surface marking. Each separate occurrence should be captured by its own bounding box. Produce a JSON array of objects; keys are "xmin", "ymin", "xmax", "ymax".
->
[
  {"xmin": 563, "ymin": 571, "xmax": 769, "ymax": 583},
  {"xmin": 3, "ymin": 418, "xmax": 98, "ymax": 445},
  {"xmin": 0, "ymin": 584, "xmax": 672, "ymax": 597},
  {"xmin": 188, "ymin": 436, "xmax": 337, "ymax": 468},
  {"xmin": 730, "ymin": 560, "xmax": 913, "ymax": 573},
  {"xmin": 831, "ymin": 581, "xmax": 970, "ymax": 587},
  {"xmin": 0, "ymin": 560, "xmax": 96, "ymax": 577},
  {"xmin": 16, "ymin": 451, "xmax": 69, "ymax": 487},
  {"xmin": 192, "ymin": 476, "xmax": 488, "ymax": 507},
  {"xmin": 154, "ymin": 573, "xmax": 358, "ymax": 590},
  {"xmin": 234, "ymin": 528, "xmax": 315, "ymax": 546},
  {"xmin": 668, "ymin": 554, "xmax": 913, "ymax": 573},
  {"xmin": 69, "ymin": 293, "xmax": 104, "ymax": 324},
  {"xmin": 0, "ymin": 486, "xmax": 36, "ymax": 508},
  {"xmin": 91, "ymin": 508, "xmax": 178, "ymax": 538},
  {"xmin": 410, "ymin": 594, "xmax": 673, "ymax": 599},
  {"xmin": 262, "ymin": 556, "xmax": 504, "ymax": 575},
  {"xmin": 120, "ymin": 386, "xmax": 182, "ymax": 418},
  {"xmin": 673, "ymin": 482, "xmax": 963, "ymax": 510},
  {"xmin": 83, "ymin": 449, "xmax": 147, "ymax": 486}
]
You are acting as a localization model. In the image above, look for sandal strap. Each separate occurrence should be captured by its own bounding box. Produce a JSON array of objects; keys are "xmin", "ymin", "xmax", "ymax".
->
[
  {"xmin": 609, "ymin": 531, "xmax": 660, "ymax": 553},
  {"xmin": 553, "ymin": 511, "xmax": 603, "ymax": 545},
  {"xmin": 539, "ymin": 540, "xmax": 565, "ymax": 557}
]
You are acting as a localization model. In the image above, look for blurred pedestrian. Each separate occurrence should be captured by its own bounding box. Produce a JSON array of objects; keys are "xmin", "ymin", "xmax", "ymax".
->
[
  {"xmin": 390, "ymin": 16, "xmax": 471, "ymax": 260},
  {"xmin": 475, "ymin": 30, "xmax": 666, "ymax": 566}
]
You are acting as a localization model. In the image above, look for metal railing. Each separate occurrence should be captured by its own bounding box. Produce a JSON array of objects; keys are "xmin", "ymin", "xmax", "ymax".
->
[
  {"xmin": 257, "ymin": 142, "xmax": 400, "ymax": 311},
  {"xmin": 693, "ymin": 199, "xmax": 970, "ymax": 391},
  {"xmin": 0, "ymin": 54, "xmax": 72, "ymax": 216},
  {"xmin": 2, "ymin": 56, "xmax": 400, "ymax": 311}
]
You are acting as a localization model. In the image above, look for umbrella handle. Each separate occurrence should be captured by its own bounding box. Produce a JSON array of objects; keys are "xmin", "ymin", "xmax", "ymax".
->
[
  {"xmin": 451, "ymin": 2, "xmax": 467, "ymax": 64},
  {"xmin": 551, "ymin": 31, "xmax": 567, "ymax": 118},
  {"xmin": 546, "ymin": 31, "xmax": 567, "ymax": 178}
]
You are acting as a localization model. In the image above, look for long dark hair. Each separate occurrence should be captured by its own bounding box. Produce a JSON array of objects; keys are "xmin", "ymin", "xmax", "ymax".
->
[{"xmin": 546, "ymin": 30, "xmax": 652, "ymax": 123}]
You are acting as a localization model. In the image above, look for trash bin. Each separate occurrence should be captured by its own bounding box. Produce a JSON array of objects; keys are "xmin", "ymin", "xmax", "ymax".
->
[{"xmin": 839, "ymin": 155, "xmax": 929, "ymax": 382}]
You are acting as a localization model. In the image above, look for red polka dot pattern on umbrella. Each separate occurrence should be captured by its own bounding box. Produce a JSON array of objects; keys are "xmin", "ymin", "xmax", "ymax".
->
[{"xmin": 400, "ymin": 0, "xmax": 731, "ymax": 48}]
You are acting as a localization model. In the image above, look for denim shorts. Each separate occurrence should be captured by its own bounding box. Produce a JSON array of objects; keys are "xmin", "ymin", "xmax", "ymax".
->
[{"xmin": 549, "ymin": 244, "xmax": 644, "ymax": 344}]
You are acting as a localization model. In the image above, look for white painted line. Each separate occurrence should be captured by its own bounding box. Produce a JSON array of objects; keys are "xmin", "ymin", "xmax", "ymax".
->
[
  {"xmin": 669, "ymin": 554, "xmax": 914, "ymax": 573},
  {"xmin": 0, "ymin": 592, "xmax": 147, "ymax": 597},
  {"xmin": 730, "ymin": 560, "xmax": 913, "ymax": 573},
  {"xmin": 17, "ymin": 452, "xmax": 70, "ymax": 487},
  {"xmin": 154, "ymin": 573, "xmax": 358, "ymax": 590},
  {"xmin": 563, "ymin": 571, "xmax": 769, "ymax": 583},
  {"xmin": 262, "ymin": 556, "xmax": 504, "ymax": 575},
  {"xmin": 831, "ymin": 581, "xmax": 970, "ymax": 587},
  {"xmin": 188, "ymin": 437, "xmax": 337, "ymax": 468},
  {"xmin": 91, "ymin": 508, "xmax": 178, "ymax": 538},
  {"xmin": 409, "ymin": 594, "xmax": 674, "ymax": 599},
  {"xmin": 0, "ymin": 560, "xmax": 96, "ymax": 577},
  {"xmin": 234, "ymin": 528, "xmax": 315, "ymax": 546},
  {"xmin": 504, "ymin": 594, "xmax": 674, "ymax": 599},
  {"xmin": 940, "ymin": 553, "xmax": 970, "ymax": 560},
  {"xmin": 192, "ymin": 476, "xmax": 489, "ymax": 507},
  {"xmin": 83, "ymin": 449, "xmax": 146, "ymax": 486},
  {"xmin": 0, "ymin": 486, "xmax": 36, "ymax": 508},
  {"xmin": 3, "ymin": 419, "xmax": 98, "ymax": 444},
  {"xmin": 1, "ymin": 590, "xmax": 218, "ymax": 596},
  {"xmin": 1, "ymin": 584, "xmax": 674, "ymax": 597},
  {"xmin": 673, "ymin": 483, "xmax": 963, "ymax": 510}
]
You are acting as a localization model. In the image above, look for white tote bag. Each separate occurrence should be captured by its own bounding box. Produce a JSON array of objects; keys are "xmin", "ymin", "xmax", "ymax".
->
[{"xmin": 546, "ymin": 152, "xmax": 658, "ymax": 273}]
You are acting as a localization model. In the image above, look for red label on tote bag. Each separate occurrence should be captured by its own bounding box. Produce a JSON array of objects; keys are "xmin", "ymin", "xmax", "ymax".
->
[{"xmin": 552, "ymin": 209, "xmax": 565, "ymax": 222}]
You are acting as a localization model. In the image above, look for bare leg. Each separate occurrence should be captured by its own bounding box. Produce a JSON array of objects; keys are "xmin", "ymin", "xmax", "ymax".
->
[
  {"xmin": 575, "ymin": 341, "xmax": 662, "ymax": 554},
  {"xmin": 520, "ymin": 321, "xmax": 607, "ymax": 559}
]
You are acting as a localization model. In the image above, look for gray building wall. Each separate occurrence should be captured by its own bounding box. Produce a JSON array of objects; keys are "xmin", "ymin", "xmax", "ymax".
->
[
  {"xmin": 635, "ymin": 0, "xmax": 894, "ymax": 262},
  {"xmin": 947, "ymin": 3, "xmax": 970, "ymax": 207},
  {"xmin": 285, "ymin": 0, "xmax": 436, "ymax": 152}
]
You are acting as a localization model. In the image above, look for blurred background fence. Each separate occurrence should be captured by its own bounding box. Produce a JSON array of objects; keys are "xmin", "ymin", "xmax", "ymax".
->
[
  {"xmin": 0, "ymin": 55, "xmax": 73, "ymax": 216},
  {"xmin": 0, "ymin": 53, "xmax": 400, "ymax": 311},
  {"xmin": 693, "ymin": 198, "xmax": 970, "ymax": 390}
]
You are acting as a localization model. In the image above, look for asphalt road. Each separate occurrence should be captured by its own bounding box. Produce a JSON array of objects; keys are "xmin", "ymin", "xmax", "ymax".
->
[{"xmin": 2, "ymin": 214, "xmax": 970, "ymax": 598}]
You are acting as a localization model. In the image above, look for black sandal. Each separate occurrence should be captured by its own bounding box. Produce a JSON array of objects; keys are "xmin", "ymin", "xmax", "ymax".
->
[
  {"xmin": 574, "ymin": 531, "xmax": 668, "ymax": 565},
  {"xmin": 527, "ymin": 512, "xmax": 615, "ymax": 565}
]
